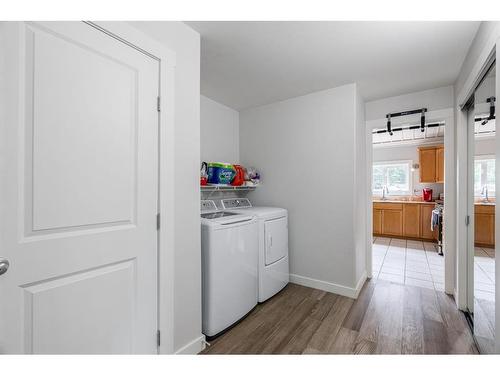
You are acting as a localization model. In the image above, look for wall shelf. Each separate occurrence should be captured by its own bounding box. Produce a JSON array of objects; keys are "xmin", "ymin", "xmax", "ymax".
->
[{"xmin": 200, "ymin": 185, "xmax": 258, "ymax": 192}]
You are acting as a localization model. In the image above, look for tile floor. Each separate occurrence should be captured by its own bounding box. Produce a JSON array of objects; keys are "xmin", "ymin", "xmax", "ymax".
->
[
  {"xmin": 372, "ymin": 237, "xmax": 444, "ymax": 291},
  {"xmin": 474, "ymin": 246, "xmax": 496, "ymax": 302},
  {"xmin": 372, "ymin": 237, "xmax": 496, "ymax": 300}
]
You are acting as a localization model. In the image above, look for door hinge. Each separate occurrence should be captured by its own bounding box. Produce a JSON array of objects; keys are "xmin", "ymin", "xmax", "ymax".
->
[
  {"xmin": 465, "ymin": 215, "xmax": 470, "ymax": 226},
  {"xmin": 157, "ymin": 330, "xmax": 161, "ymax": 347},
  {"xmin": 156, "ymin": 213, "xmax": 161, "ymax": 230},
  {"xmin": 157, "ymin": 96, "xmax": 161, "ymax": 112}
]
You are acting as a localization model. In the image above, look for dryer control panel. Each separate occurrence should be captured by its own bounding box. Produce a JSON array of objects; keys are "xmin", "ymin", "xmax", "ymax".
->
[{"xmin": 222, "ymin": 198, "xmax": 252, "ymax": 209}]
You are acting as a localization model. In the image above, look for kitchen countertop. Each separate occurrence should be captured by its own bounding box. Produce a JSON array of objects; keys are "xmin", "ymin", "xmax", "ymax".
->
[
  {"xmin": 373, "ymin": 199, "xmax": 436, "ymax": 205},
  {"xmin": 474, "ymin": 202, "xmax": 495, "ymax": 206}
]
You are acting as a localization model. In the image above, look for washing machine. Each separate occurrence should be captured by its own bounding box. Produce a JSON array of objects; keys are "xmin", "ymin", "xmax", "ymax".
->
[
  {"xmin": 200, "ymin": 200, "xmax": 258, "ymax": 339},
  {"xmin": 222, "ymin": 198, "xmax": 289, "ymax": 303}
]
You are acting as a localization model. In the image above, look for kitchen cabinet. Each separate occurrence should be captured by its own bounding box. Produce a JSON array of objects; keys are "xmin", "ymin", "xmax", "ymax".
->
[
  {"xmin": 418, "ymin": 145, "xmax": 444, "ymax": 183},
  {"xmin": 436, "ymin": 146, "xmax": 445, "ymax": 183},
  {"xmin": 403, "ymin": 204, "xmax": 420, "ymax": 238},
  {"xmin": 475, "ymin": 204, "xmax": 495, "ymax": 248},
  {"xmin": 420, "ymin": 204, "xmax": 437, "ymax": 240},
  {"xmin": 382, "ymin": 209, "xmax": 403, "ymax": 236},
  {"xmin": 373, "ymin": 209, "xmax": 382, "ymax": 235},
  {"xmin": 373, "ymin": 203, "xmax": 403, "ymax": 236},
  {"xmin": 373, "ymin": 201, "xmax": 437, "ymax": 242}
]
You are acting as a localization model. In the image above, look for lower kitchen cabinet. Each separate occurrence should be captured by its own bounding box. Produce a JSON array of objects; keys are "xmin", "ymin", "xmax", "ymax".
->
[
  {"xmin": 382, "ymin": 208, "xmax": 403, "ymax": 236},
  {"xmin": 403, "ymin": 204, "xmax": 420, "ymax": 238},
  {"xmin": 373, "ymin": 209, "xmax": 382, "ymax": 235},
  {"xmin": 475, "ymin": 204, "xmax": 495, "ymax": 248},
  {"xmin": 420, "ymin": 204, "xmax": 437, "ymax": 241},
  {"xmin": 373, "ymin": 201, "xmax": 437, "ymax": 241}
]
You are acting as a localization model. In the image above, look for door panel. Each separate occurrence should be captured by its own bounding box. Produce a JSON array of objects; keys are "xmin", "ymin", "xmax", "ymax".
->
[
  {"xmin": 24, "ymin": 260, "xmax": 135, "ymax": 354},
  {"xmin": 0, "ymin": 22, "xmax": 159, "ymax": 354},
  {"xmin": 28, "ymin": 26, "xmax": 137, "ymax": 231},
  {"xmin": 470, "ymin": 62, "xmax": 496, "ymax": 353},
  {"xmin": 403, "ymin": 204, "xmax": 420, "ymax": 238},
  {"xmin": 420, "ymin": 204, "xmax": 436, "ymax": 240},
  {"xmin": 419, "ymin": 148, "xmax": 436, "ymax": 183},
  {"xmin": 382, "ymin": 210, "xmax": 403, "ymax": 236},
  {"xmin": 436, "ymin": 147, "xmax": 445, "ymax": 183},
  {"xmin": 475, "ymin": 213, "xmax": 494, "ymax": 247},
  {"xmin": 373, "ymin": 209, "xmax": 382, "ymax": 234},
  {"xmin": 264, "ymin": 217, "xmax": 288, "ymax": 265}
]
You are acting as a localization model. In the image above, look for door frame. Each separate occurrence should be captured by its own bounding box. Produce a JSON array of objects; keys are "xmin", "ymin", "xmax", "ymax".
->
[
  {"xmin": 465, "ymin": 106, "xmax": 476, "ymax": 313},
  {"xmin": 455, "ymin": 39, "xmax": 497, "ymax": 309},
  {"xmin": 365, "ymin": 108, "xmax": 455, "ymax": 295},
  {"xmin": 0, "ymin": 21, "xmax": 177, "ymax": 354},
  {"xmin": 455, "ymin": 27, "xmax": 500, "ymax": 353}
]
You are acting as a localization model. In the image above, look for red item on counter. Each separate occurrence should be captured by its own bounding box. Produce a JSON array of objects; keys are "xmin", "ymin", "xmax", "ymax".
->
[
  {"xmin": 231, "ymin": 165, "xmax": 245, "ymax": 186},
  {"xmin": 423, "ymin": 188, "xmax": 433, "ymax": 202},
  {"xmin": 200, "ymin": 161, "xmax": 208, "ymax": 186}
]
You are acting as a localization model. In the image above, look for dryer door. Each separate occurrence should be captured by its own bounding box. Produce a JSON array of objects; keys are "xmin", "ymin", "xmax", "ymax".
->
[{"xmin": 264, "ymin": 217, "xmax": 288, "ymax": 265}]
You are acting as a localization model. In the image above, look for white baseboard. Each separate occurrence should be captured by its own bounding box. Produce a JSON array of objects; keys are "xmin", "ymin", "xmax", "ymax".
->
[
  {"xmin": 290, "ymin": 271, "xmax": 367, "ymax": 299},
  {"xmin": 174, "ymin": 335, "xmax": 206, "ymax": 355},
  {"xmin": 353, "ymin": 271, "xmax": 367, "ymax": 299}
]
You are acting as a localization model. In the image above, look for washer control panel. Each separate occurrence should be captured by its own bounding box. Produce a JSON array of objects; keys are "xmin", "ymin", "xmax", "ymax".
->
[
  {"xmin": 221, "ymin": 198, "xmax": 252, "ymax": 209},
  {"xmin": 201, "ymin": 200, "xmax": 217, "ymax": 213}
]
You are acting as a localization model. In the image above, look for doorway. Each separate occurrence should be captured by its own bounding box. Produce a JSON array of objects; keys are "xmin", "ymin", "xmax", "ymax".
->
[
  {"xmin": 370, "ymin": 123, "xmax": 446, "ymax": 290},
  {"xmin": 465, "ymin": 63, "xmax": 496, "ymax": 354}
]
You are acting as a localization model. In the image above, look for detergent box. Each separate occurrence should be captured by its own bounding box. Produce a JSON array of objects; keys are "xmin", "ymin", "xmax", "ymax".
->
[{"xmin": 207, "ymin": 162, "xmax": 236, "ymax": 185}]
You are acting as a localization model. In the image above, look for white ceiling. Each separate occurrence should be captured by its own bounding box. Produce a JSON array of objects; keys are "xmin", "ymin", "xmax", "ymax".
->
[{"xmin": 186, "ymin": 21, "xmax": 480, "ymax": 110}]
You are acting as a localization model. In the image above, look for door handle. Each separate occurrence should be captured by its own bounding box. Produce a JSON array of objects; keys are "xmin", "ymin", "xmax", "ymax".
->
[{"xmin": 0, "ymin": 258, "xmax": 10, "ymax": 276}]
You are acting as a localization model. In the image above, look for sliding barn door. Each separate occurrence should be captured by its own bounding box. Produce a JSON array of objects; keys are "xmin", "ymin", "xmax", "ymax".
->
[{"xmin": 0, "ymin": 22, "xmax": 159, "ymax": 354}]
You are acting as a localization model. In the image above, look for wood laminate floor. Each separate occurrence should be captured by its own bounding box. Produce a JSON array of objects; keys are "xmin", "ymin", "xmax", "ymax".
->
[{"xmin": 201, "ymin": 280, "xmax": 479, "ymax": 354}]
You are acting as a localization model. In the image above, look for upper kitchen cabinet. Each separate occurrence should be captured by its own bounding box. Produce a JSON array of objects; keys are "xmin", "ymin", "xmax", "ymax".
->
[
  {"xmin": 436, "ymin": 146, "xmax": 444, "ymax": 183},
  {"xmin": 418, "ymin": 145, "xmax": 444, "ymax": 183}
]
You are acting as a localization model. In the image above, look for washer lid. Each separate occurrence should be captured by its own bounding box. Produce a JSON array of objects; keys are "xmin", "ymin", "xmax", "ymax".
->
[
  {"xmin": 201, "ymin": 211, "xmax": 254, "ymax": 226},
  {"xmin": 227, "ymin": 206, "xmax": 287, "ymax": 220},
  {"xmin": 201, "ymin": 212, "xmax": 238, "ymax": 220}
]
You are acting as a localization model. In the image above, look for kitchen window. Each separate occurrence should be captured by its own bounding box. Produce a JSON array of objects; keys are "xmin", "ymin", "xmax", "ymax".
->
[
  {"xmin": 372, "ymin": 161, "xmax": 412, "ymax": 196},
  {"xmin": 474, "ymin": 156, "xmax": 495, "ymax": 197}
]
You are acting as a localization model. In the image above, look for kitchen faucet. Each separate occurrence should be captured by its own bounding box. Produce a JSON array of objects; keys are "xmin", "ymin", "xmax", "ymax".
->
[
  {"xmin": 382, "ymin": 185, "xmax": 389, "ymax": 200},
  {"xmin": 481, "ymin": 185, "xmax": 489, "ymax": 202}
]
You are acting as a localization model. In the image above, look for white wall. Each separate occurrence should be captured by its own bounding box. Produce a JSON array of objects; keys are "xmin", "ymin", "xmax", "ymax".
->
[
  {"xmin": 455, "ymin": 22, "xmax": 500, "ymax": 100},
  {"xmin": 240, "ymin": 83, "xmax": 366, "ymax": 295},
  {"xmin": 366, "ymin": 86, "xmax": 454, "ymax": 122},
  {"xmin": 200, "ymin": 95, "xmax": 239, "ymax": 163},
  {"xmin": 128, "ymin": 21, "xmax": 202, "ymax": 354},
  {"xmin": 373, "ymin": 143, "xmax": 445, "ymax": 198}
]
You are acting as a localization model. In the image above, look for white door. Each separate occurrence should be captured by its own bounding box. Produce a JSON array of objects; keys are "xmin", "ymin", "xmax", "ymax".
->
[
  {"xmin": 264, "ymin": 217, "xmax": 288, "ymax": 265},
  {"xmin": 0, "ymin": 22, "xmax": 159, "ymax": 354}
]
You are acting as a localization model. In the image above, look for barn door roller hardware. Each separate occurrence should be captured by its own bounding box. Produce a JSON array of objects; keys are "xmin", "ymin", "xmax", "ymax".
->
[
  {"xmin": 372, "ymin": 122, "xmax": 442, "ymax": 135},
  {"xmin": 479, "ymin": 96, "xmax": 496, "ymax": 125},
  {"xmin": 385, "ymin": 108, "xmax": 427, "ymax": 136}
]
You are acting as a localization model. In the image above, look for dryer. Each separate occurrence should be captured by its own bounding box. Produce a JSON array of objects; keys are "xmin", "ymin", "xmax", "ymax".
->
[
  {"xmin": 222, "ymin": 198, "xmax": 289, "ymax": 303},
  {"xmin": 200, "ymin": 200, "xmax": 258, "ymax": 339}
]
